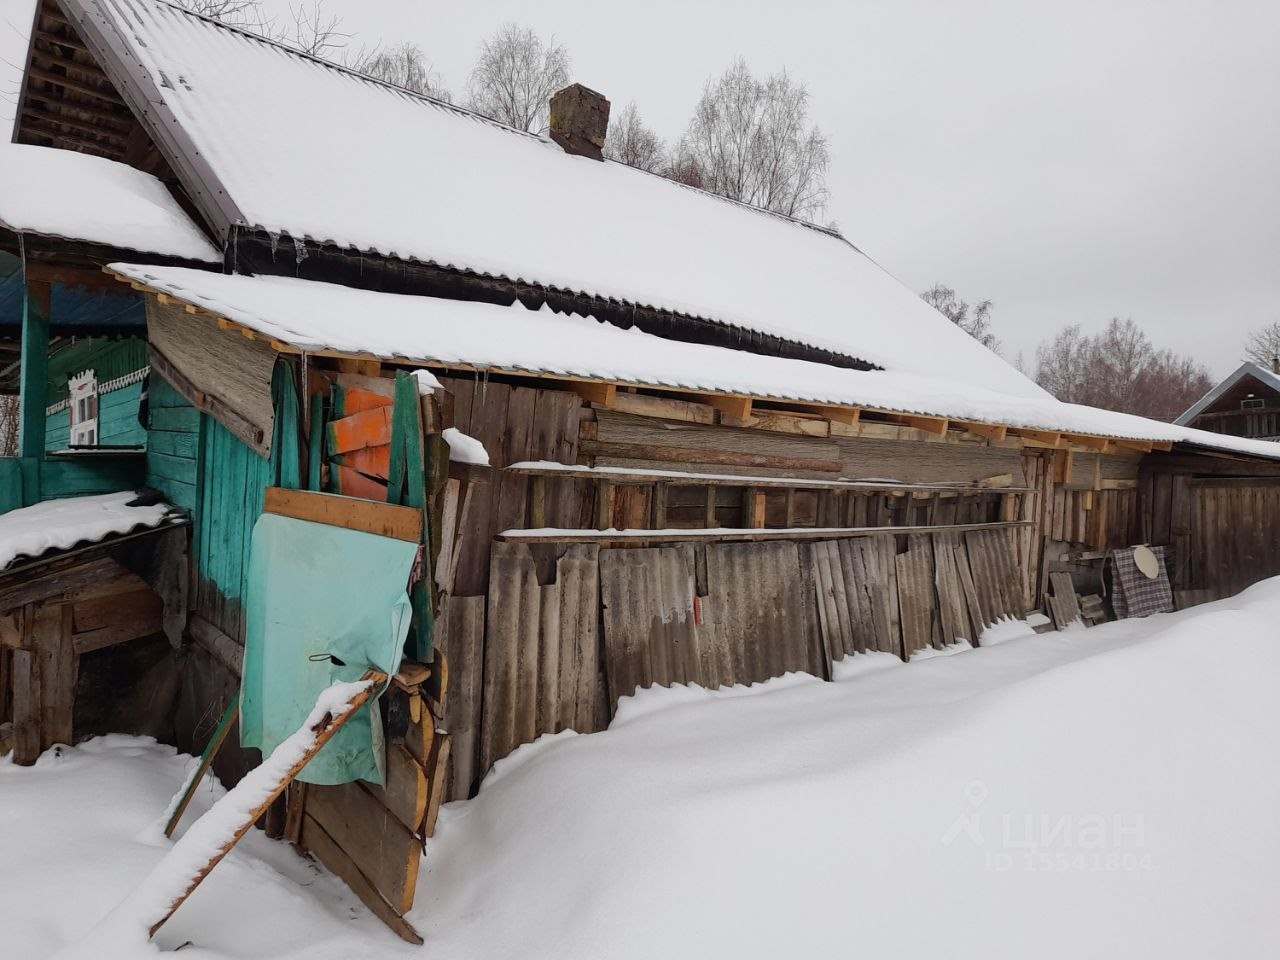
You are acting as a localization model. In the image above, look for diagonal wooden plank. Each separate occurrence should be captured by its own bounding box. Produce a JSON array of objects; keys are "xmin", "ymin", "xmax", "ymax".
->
[{"xmin": 147, "ymin": 675, "xmax": 386, "ymax": 938}]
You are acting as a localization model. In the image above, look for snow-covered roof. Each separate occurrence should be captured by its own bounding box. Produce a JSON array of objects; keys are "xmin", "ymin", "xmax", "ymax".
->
[
  {"xmin": 108, "ymin": 263, "xmax": 1280, "ymax": 461},
  {"xmin": 68, "ymin": 0, "xmax": 1042, "ymax": 399},
  {"xmin": 1175, "ymin": 361, "xmax": 1280, "ymax": 425},
  {"xmin": 0, "ymin": 144, "xmax": 220, "ymax": 263},
  {"xmin": 0, "ymin": 490, "xmax": 177, "ymax": 570}
]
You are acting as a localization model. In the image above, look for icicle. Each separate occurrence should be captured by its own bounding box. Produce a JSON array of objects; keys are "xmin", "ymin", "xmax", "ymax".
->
[
  {"xmin": 293, "ymin": 236, "xmax": 308, "ymax": 265},
  {"xmin": 267, "ymin": 230, "xmax": 280, "ymax": 261}
]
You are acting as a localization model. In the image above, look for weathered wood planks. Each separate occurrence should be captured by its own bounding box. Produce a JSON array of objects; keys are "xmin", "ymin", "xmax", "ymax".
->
[
  {"xmin": 479, "ymin": 542, "xmax": 602, "ymax": 777},
  {"xmin": 263, "ymin": 487, "xmax": 422, "ymax": 541}
]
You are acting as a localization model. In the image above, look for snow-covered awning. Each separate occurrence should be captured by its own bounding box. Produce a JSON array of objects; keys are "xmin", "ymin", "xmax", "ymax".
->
[
  {"xmin": 0, "ymin": 144, "xmax": 219, "ymax": 263},
  {"xmin": 68, "ymin": 0, "xmax": 1039, "ymax": 399},
  {"xmin": 0, "ymin": 491, "xmax": 179, "ymax": 571},
  {"xmin": 107, "ymin": 263, "xmax": 1280, "ymax": 461}
]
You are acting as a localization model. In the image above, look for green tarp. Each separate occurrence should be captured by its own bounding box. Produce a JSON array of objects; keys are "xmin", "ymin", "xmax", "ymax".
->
[{"xmin": 239, "ymin": 512, "xmax": 416, "ymax": 785}]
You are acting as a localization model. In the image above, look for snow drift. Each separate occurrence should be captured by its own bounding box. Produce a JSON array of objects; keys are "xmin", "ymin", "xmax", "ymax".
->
[{"xmin": 3, "ymin": 583, "xmax": 1279, "ymax": 959}]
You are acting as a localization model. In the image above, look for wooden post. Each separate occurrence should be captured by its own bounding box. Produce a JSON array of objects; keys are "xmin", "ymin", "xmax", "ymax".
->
[
  {"xmin": 19, "ymin": 279, "xmax": 52, "ymax": 468},
  {"xmin": 595, "ymin": 479, "xmax": 615, "ymax": 530},
  {"xmin": 651, "ymin": 482, "xmax": 668, "ymax": 529}
]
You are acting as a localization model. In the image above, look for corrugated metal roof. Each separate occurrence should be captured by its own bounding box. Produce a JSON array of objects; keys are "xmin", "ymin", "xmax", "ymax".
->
[
  {"xmin": 107, "ymin": 262, "xmax": 1280, "ymax": 461},
  {"xmin": 68, "ymin": 0, "xmax": 1044, "ymax": 400}
]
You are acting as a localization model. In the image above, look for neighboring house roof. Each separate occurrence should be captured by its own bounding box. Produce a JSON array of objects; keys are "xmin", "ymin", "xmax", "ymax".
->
[
  {"xmin": 64, "ymin": 0, "xmax": 1045, "ymax": 400},
  {"xmin": 1176, "ymin": 361, "xmax": 1280, "ymax": 426},
  {"xmin": 109, "ymin": 262, "xmax": 1280, "ymax": 462},
  {"xmin": 0, "ymin": 143, "xmax": 220, "ymax": 262}
]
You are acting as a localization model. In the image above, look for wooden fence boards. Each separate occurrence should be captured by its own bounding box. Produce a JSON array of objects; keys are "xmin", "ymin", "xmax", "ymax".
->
[
  {"xmin": 895, "ymin": 535, "xmax": 937, "ymax": 657},
  {"xmin": 436, "ymin": 595, "xmax": 485, "ymax": 800},
  {"xmin": 702, "ymin": 541, "xmax": 822, "ymax": 684},
  {"xmin": 599, "ymin": 545, "xmax": 699, "ymax": 704},
  {"xmin": 479, "ymin": 543, "xmax": 603, "ymax": 776}
]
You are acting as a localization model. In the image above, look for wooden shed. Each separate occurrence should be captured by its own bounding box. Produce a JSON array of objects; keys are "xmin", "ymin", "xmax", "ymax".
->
[{"xmin": 6, "ymin": 0, "xmax": 1280, "ymax": 943}]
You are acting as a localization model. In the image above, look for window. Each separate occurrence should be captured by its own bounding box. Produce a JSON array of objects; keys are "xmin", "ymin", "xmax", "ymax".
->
[
  {"xmin": 1241, "ymin": 398, "xmax": 1266, "ymax": 411},
  {"xmin": 68, "ymin": 370, "xmax": 98, "ymax": 447}
]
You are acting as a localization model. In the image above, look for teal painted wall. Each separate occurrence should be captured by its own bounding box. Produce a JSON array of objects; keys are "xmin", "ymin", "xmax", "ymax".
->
[
  {"xmin": 45, "ymin": 381, "xmax": 147, "ymax": 452},
  {"xmin": 145, "ymin": 375, "xmax": 200, "ymax": 513},
  {"xmin": 146, "ymin": 364, "xmax": 303, "ymax": 642}
]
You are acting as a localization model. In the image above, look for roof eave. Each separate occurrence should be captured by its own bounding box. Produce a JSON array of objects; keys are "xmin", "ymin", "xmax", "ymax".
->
[{"xmin": 59, "ymin": 0, "xmax": 240, "ymax": 247}]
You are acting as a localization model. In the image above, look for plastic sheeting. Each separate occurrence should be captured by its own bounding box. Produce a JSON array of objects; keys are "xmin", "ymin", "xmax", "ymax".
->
[{"xmin": 240, "ymin": 513, "xmax": 415, "ymax": 785}]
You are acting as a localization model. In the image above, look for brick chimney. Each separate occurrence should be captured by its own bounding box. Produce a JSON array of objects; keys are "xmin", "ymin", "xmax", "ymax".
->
[
  {"xmin": 1272, "ymin": 357, "xmax": 1279, "ymax": 375},
  {"xmin": 549, "ymin": 84, "xmax": 610, "ymax": 160}
]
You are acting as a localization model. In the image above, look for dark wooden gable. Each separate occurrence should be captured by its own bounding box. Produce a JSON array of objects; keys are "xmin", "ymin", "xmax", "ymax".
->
[{"xmin": 13, "ymin": 0, "xmax": 173, "ymax": 181}]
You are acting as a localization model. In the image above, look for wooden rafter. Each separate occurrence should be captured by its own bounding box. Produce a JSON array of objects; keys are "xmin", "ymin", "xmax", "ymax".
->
[
  {"xmin": 959, "ymin": 421, "xmax": 1008, "ymax": 442},
  {"xmin": 25, "ymin": 65, "xmax": 124, "ymax": 105},
  {"xmin": 1010, "ymin": 427, "xmax": 1062, "ymax": 448}
]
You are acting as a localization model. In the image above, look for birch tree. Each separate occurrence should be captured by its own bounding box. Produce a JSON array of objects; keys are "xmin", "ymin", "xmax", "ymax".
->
[
  {"xmin": 673, "ymin": 59, "xmax": 829, "ymax": 220},
  {"xmin": 604, "ymin": 101, "xmax": 667, "ymax": 172},
  {"xmin": 353, "ymin": 42, "xmax": 452, "ymax": 101},
  {"xmin": 466, "ymin": 25, "xmax": 570, "ymax": 134},
  {"xmin": 1034, "ymin": 318, "xmax": 1212, "ymax": 421},
  {"xmin": 921, "ymin": 284, "xmax": 1000, "ymax": 353}
]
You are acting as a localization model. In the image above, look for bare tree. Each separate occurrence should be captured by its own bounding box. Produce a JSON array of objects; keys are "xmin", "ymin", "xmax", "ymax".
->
[
  {"xmin": 603, "ymin": 101, "xmax": 667, "ymax": 173},
  {"xmin": 466, "ymin": 24, "xmax": 570, "ymax": 134},
  {"xmin": 921, "ymin": 284, "xmax": 1000, "ymax": 353},
  {"xmin": 1034, "ymin": 318, "xmax": 1213, "ymax": 421},
  {"xmin": 673, "ymin": 59, "xmax": 829, "ymax": 221},
  {"xmin": 285, "ymin": 1, "xmax": 350, "ymax": 59},
  {"xmin": 1243, "ymin": 321, "xmax": 1280, "ymax": 369},
  {"xmin": 352, "ymin": 42, "xmax": 452, "ymax": 101},
  {"xmin": 177, "ymin": 0, "xmax": 350, "ymax": 59},
  {"xmin": 175, "ymin": 0, "xmax": 275, "ymax": 34}
]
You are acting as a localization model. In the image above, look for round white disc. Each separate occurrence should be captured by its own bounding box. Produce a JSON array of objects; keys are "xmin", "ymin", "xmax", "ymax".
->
[{"xmin": 1133, "ymin": 545, "xmax": 1159, "ymax": 580}]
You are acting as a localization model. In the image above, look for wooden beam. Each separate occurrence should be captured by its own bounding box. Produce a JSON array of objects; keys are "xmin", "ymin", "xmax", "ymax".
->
[
  {"xmin": 579, "ymin": 439, "xmax": 842, "ymax": 474},
  {"xmin": 1114, "ymin": 438, "xmax": 1154, "ymax": 453},
  {"xmin": 504, "ymin": 462, "xmax": 1034, "ymax": 494},
  {"xmin": 498, "ymin": 519, "xmax": 1035, "ymax": 545},
  {"xmin": 811, "ymin": 405, "xmax": 860, "ymax": 426},
  {"xmin": 959, "ymin": 421, "xmax": 1008, "ymax": 442},
  {"xmin": 1010, "ymin": 427, "xmax": 1063, "ymax": 448},
  {"xmin": 147, "ymin": 675, "xmax": 387, "ymax": 939},
  {"xmin": 21, "ymin": 105, "xmax": 128, "ymax": 139},
  {"xmin": 898, "ymin": 414, "xmax": 949, "ymax": 436},
  {"xmin": 706, "ymin": 394, "xmax": 752, "ymax": 420},
  {"xmin": 263, "ymin": 487, "xmax": 422, "ymax": 541},
  {"xmin": 1064, "ymin": 433, "xmax": 1111, "ymax": 451},
  {"xmin": 610, "ymin": 391, "xmax": 715, "ymax": 424},
  {"xmin": 26, "ymin": 262, "xmax": 124, "ymax": 294},
  {"xmin": 19, "ymin": 279, "xmax": 51, "ymax": 460},
  {"xmin": 573, "ymin": 381, "xmax": 617, "ymax": 408},
  {"xmin": 1052, "ymin": 449, "xmax": 1074, "ymax": 485},
  {"xmin": 25, "ymin": 65, "xmax": 124, "ymax": 105}
]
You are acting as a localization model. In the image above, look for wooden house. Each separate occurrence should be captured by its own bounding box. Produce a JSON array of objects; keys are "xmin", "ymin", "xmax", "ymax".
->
[
  {"xmin": 1176, "ymin": 361, "xmax": 1280, "ymax": 441},
  {"xmin": 6, "ymin": 0, "xmax": 1280, "ymax": 942}
]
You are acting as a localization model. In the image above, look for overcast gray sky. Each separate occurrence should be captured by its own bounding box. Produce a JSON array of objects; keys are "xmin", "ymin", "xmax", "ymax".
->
[{"xmin": 4, "ymin": 0, "xmax": 1278, "ymax": 379}]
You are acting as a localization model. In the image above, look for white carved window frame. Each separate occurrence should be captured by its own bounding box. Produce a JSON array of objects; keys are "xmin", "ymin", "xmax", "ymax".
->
[{"xmin": 68, "ymin": 369, "xmax": 99, "ymax": 447}]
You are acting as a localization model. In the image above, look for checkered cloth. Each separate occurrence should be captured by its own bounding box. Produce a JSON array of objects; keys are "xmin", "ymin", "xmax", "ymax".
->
[{"xmin": 1109, "ymin": 546, "xmax": 1174, "ymax": 618}]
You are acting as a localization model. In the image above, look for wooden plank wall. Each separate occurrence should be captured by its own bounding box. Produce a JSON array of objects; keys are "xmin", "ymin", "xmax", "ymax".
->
[
  {"xmin": 469, "ymin": 527, "xmax": 1027, "ymax": 784},
  {"xmin": 439, "ymin": 375, "xmax": 586, "ymax": 597},
  {"xmin": 592, "ymin": 409, "xmax": 1027, "ymax": 483},
  {"xmin": 477, "ymin": 543, "xmax": 605, "ymax": 777},
  {"xmin": 146, "ymin": 374, "xmax": 201, "ymax": 513},
  {"xmin": 1185, "ymin": 480, "xmax": 1280, "ymax": 600}
]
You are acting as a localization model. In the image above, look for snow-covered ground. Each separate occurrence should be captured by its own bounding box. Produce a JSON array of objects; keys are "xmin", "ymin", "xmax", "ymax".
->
[{"xmin": 5, "ymin": 583, "xmax": 1279, "ymax": 959}]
